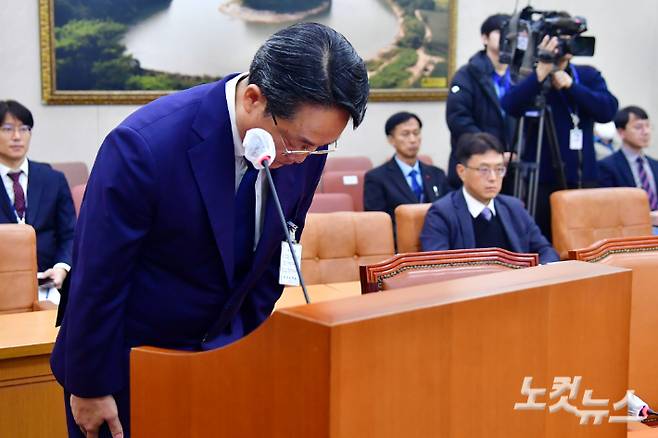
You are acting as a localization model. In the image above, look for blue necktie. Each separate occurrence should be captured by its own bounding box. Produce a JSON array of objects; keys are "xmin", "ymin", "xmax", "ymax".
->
[
  {"xmin": 480, "ymin": 207, "xmax": 493, "ymax": 221},
  {"xmin": 637, "ymin": 156, "xmax": 658, "ymax": 210},
  {"xmin": 233, "ymin": 160, "xmax": 259, "ymax": 282},
  {"xmin": 408, "ymin": 169, "xmax": 423, "ymax": 202}
]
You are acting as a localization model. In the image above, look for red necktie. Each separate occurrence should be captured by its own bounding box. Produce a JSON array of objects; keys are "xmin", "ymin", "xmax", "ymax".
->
[{"xmin": 8, "ymin": 171, "xmax": 26, "ymax": 220}]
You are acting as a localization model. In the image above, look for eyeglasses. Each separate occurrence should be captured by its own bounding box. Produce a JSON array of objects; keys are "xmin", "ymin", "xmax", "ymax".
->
[
  {"xmin": 464, "ymin": 165, "xmax": 507, "ymax": 178},
  {"xmin": 0, "ymin": 124, "xmax": 32, "ymax": 136},
  {"xmin": 271, "ymin": 115, "xmax": 338, "ymax": 155}
]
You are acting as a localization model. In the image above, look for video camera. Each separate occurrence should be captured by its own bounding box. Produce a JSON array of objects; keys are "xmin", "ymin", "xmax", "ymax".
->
[{"xmin": 499, "ymin": 7, "xmax": 596, "ymax": 82}]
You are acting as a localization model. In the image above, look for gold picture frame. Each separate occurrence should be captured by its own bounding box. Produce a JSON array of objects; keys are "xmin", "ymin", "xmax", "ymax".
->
[{"xmin": 39, "ymin": 0, "xmax": 457, "ymax": 105}]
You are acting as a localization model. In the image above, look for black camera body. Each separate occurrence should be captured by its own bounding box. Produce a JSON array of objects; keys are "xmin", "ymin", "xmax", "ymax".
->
[{"xmin": 500, "ymin": 7, "xmax": 596, "ymax": 82}]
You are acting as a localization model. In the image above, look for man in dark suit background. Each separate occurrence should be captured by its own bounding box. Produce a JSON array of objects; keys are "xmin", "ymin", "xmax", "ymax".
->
[
  {"xmin": 0, "ymin": 100, "xmax": 75, "ymax": 303},
  {"xmin": 364, "ymin": 111, "xmax": 450, "ymax": 223},
  {"xmin": 420, "ymin": 133, "xmax": 558, "ymax": 264},
  {"xmin": 50, "ymin": 23, "xmax": 369, "ymax": 438},
  {"xmin": 598, "ymin": 106, "xmax": 658, "ymax": 211}
]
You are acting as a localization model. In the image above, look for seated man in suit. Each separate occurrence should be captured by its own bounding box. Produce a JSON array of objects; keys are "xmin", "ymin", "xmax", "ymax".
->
[
  {"xmin": 598, "ymin": 106, "xmax": 658, "ymax": 211},
  {"xmin": 364, "ymin": 111, "xmax": 450, "ymax": 221},
  {"xmin": 0, "ymin": 100, "xmax": 75, "ymax": 304},
  {"xmin": 420, "ymin": 132, "xmax": 558, "ymax": 263}
]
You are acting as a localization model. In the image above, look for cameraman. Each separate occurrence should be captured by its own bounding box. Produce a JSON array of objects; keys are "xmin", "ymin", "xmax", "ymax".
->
[
  {"xmin": 501, "ymin": 33, "xmax": 618, "ymax": 239},
  {"xmin": 446, "ymin": 14, "xmax": 516, "ymax": 190}
]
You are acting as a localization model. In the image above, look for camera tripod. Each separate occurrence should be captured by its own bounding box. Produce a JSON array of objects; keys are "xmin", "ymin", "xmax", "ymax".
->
[{"xmin": 510, "ymin": 78, "xmax": 567, "ymax": 217}]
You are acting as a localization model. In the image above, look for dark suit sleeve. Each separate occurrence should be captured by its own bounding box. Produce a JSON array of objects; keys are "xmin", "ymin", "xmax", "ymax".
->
[
  {"xmin": 62, "ymin": 126, "xmax": 157, "ymax": 397},
  {"xmin": 500, "ymin": 72, "xmax": 543, "ymax": 118},
  {"xmin": 240, "ymin": 157, "xmax": 325, "ymax": 334},
  {"xmin": 597, "ymin": 158, "xmax": 618, "ymax": 187},
  {"xmin": 363, "ymin": 170, "xmax": 387, "ymax": 212},
  {"xmin": 446, "ymin": 70, "xmax": 484, "ymax": 142},
  {"xmin": 54, "ymin": 172, "xmax": 76, "ymax": 266},
  {"xmin": 419, "ymin": 203, "xmax": 451, "ymax": 251},
  {"xmin": 519, "ymin": 205, "xmax": 559, "ymax": 263},
  {"xmin": 566, "ymin": 67, "xmax": 618, "ymax": 123}
]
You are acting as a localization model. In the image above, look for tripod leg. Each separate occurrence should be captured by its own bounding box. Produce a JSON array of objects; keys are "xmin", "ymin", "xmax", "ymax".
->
[{"xmin": 545, "ymin": 105, "xmax": 568, "ymax": 190}]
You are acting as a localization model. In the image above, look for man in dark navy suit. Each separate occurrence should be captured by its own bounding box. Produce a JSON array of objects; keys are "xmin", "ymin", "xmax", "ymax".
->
[
  {"xmin": 50, "ymin": 23, "xmax": 369, "ymax": 438},
  {"xmin": 598, "ymin": 106, "xmax": 658, "ymax": 211},
  {"xmin": 420, "ymin": 133, "xmax": 558, "ymax": 264},
  {"xmin": 0, "ymin": 100, "xmax": 75, "ymax": 303},
  {"xmin": 364, "ymin": 112, "xmax": 450, "ymax": 223}
]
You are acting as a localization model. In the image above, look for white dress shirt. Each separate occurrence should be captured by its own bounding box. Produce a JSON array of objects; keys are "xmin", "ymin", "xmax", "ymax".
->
[
  {"xmin": 462, "ymin": 187, "xmax": 496, "ymax": 219},
  {"xmin": 0, "ymin": 158, "xmax": 29, "ymax": 221},
  {"xmin": 226, "ymin": 72, "xmax": 268, "ymax": 250}
]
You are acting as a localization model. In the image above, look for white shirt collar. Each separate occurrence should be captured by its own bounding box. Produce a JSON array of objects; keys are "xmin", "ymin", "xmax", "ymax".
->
[
  {"xmin": 0, "ymin": 158, "xmax": 29, "ymax": 178},
  {"xmin": 621, "ymin": 143, "xmax": 645, "ymax": 162},
  {"xmin": 462, "ymin": 187, "xmax": 496, "ymax": 218},
  {"xmin": 225, "ymin": 72, "xmax": 249, "ymax": 159}
]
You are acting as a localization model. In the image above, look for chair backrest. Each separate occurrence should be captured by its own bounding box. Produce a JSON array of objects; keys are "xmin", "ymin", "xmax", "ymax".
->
[
  {"xmin": 71, "ymin": 183, "xmax": 86, "ymax": 216},
  {"xmin": 360, "ymin": 247, "xmax": 538, "ymax": 293},
  {"xmin": 308, "ymin": 193, "xmax": 354, "ymax": 213},
  {"xmin": 0, "ymin": 224, "xmax": 38, "ymax": 314},
  {"xmin": 551, "ymin": 187, "xmax": 652, "ymax": 259},
  {"xmin": 324, "ymin": 156, "xmax": 373, "ymax": 173},
  {"xmin": 568, "ymin": 235, "xmax": 658, "ymax": 406},
  {"xmin": 394, "ymin": 203, "xmax": 432, "ymax": 253},
  {"xmin": 417, "ymin": 154, "xmax": 433, "ymax": 165},
  {"xmin": 320, "ymin": 170, "xmax": 367, "ymax": 211},
  {"xmin": 300, "ymin": 211, "xmax": 395, "ymax": 284},
  {"xmin": 50, "ymin": 161, "xmax": 89, "ymax": 189}
]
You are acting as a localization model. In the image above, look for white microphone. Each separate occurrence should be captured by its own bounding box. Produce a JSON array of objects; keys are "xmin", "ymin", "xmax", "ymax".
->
[
  {"xmin": 242, "ymin": 127, "xmax": 311, "ymax": 304},
  {"xmin": 244, "ymin": 128, "xmax": 276, "ymax": 169}
]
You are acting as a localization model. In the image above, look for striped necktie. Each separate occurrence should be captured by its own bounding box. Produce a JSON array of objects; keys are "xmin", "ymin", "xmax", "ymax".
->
[
  {"xmin": 7, "ymin": 171, "xmax": 26, "ymax": 220},
  {"xmin": 636, "ymin": 156, "xmax": 658, "ymax": 210}
]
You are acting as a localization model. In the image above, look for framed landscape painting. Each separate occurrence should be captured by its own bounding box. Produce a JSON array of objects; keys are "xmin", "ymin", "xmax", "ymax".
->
[{"xmin": 39, "ymin": 0, "xmax": 457, "ymax": 104}]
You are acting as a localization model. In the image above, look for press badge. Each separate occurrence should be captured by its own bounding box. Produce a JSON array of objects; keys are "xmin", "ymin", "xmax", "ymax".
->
[
  {"xmin": 279, "ymin": 221, "xmax": 302, "ymax": 286},
  {"xmin": 569, "ymin": 128, "xmax": 583, "ymax": 150}
]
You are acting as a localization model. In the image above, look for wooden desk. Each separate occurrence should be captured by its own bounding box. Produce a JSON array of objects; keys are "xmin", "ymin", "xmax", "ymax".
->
[
  {"xmin": 629, "ymin": 422, "xmax": 658, "ymax": 436},
  {"xmin": 0, "ymin": 310, "xmax": 66, "ymax": 437},
  {"xmin": 276, "ymin": 281, "xmax": 362, "ymax": 309}
]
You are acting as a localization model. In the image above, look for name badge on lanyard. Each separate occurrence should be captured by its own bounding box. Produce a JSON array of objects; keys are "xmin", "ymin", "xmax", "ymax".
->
[
  {"xmin": 569, "ymin": 113, "xmax": 583, "ymax": 151},
  {"xmin": 279, "ymin": 221, "xmax": 302, "ymax": 286}
]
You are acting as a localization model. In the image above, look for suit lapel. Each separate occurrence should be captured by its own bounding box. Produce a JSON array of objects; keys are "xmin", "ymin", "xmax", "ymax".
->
[
  {"xmin": 495, "ymin": 198, "xmax": 523, "ymax": 253},
  {"xmin": 188, "ymin": 77, "xmax": 237, "ymax": 285},
  {"xmin": 648, "ymin": 156, "xmax": 658, "ymax": 189},
  {"xmin": 26, "ymin": 161, "xmax": 44, "ymax": 225},
  {"xmin": 615, "ymin": 151, "xmax": 636, "ymax": 187},
  {"xmin": 0, "ymin": 177, "xmax": 16, "ymax": 223},
  {"xmin": 454, "ymin": 191, "xmax": 476, "ymax": 247},
  {"xmin": 387, "ymin": 158, "xmax": 418, "ymax": 203},
  {"xmin": 419, "ymin": 162, "xmax": 438, "ymax": 202}
]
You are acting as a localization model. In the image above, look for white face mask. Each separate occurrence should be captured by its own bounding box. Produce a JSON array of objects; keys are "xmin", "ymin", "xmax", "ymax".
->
[{"xmin": 244, "ymin": 128, "xmax": 276, "ymax": 169}]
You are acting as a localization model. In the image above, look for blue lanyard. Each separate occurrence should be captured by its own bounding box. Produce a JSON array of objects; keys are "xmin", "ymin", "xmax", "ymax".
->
[
  {"xmin": 559, "ymin": 65, "xmax": 580, "ymax": 123},
  {"xmin": 492, "ymin": 68, "xmax": 512, "ymax": 100}
]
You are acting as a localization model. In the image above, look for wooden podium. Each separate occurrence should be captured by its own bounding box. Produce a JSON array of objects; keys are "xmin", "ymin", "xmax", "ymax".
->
[{"xmin": 131, "ymin": 261, "xmax": 632, "ymax": 437}]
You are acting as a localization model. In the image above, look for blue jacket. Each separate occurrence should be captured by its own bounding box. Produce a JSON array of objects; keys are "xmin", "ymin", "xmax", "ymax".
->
[
  {"xmin": 598, "ymin": 149, "xmax": 658, "ymax": 189},
  {"xmin": 501, "ymin": 65, "xmax": 618, "ymax": 185},
  {"xmin": 420, "ymin": 190, "xmax": 559, "ymax": 264},
  {"xmin": 0, "ymin": 160, "xmax": 75, "ymax": 271},
  {"xmin": 50, "ymin": 76, "xmax": 325, "ymax": 402}
]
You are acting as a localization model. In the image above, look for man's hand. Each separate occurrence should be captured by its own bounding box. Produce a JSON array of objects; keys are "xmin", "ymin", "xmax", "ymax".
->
[
  {"xmin": 39, "ymin": 267, "xmax": 68, "ymax": 289},
  {"xmin": 551, "ymin": 70, "xmax": 573, "ymax": 90},
  {"xmin": 70, "ymin": 394, "xmax": 123, "ymax": 438},
  {"xmin": 535, "ymin": 36, "xmax": 559, "ymax": 82}
]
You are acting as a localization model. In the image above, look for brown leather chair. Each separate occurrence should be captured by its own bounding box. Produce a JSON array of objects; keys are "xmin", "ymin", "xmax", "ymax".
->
[
  {"xmin": 394, "ymin": 203, "xmax": 431, "ymax": 253},
  {"xmin": 324, "ymin": 156, "xmax": 373, "ymax": 173},
  {"xmin": 300, "ymin": 212, "xmax": 395, "ymax": 284},
  {"xmin": 569, "ymin": 236, "xmax": 658, "ymax": 406},
  {"xmin": 360, "ymin": 247, "xmax": 538, "ymax": 293},
  {"xmin": 50, "ymin": 161, "xmax": 90, "ymax": 189},
  {"xmin": 71, "ymin": 183, "xmax": 86, "ymax": 216},
  {"xmin": 551, "ymin": 188, "xmax": 652, "ymax": 259},
  {"xmin": 320, "ymin": 170, "xmax": 367, "ymax": 211},
  {"xmin": 0, "ymin": 224, "xmax": 53, "ymax": 314},
  {"xmin": 308, "ymin": 193, "xmax": 354, "ymax": 213}
]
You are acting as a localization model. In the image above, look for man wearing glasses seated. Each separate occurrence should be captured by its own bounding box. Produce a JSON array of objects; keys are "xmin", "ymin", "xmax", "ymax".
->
[
  {"xmin": 420, "ymin": 132, "xmax": 558, "ymax": 264},
  {"xmin": 51, "ymin": 22, "xmax": 369, "ymax": 438}
]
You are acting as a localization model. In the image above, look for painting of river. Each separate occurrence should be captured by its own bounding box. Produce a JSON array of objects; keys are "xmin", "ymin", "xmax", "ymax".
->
[{"xmin": 40, "ymin": 0, "xmax": 456, "ymax": 103}]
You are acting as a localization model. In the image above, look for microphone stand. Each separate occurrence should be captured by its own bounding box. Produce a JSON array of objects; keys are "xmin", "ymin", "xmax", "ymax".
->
[{"xmin": 262, "ymin": 159, "xmax": 311, "ymax": 304}]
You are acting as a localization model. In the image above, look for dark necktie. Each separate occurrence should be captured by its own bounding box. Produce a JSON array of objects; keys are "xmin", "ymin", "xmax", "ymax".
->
[
  {"xmin": 408, "ymin": 169, "xmax": 423, "ymax": 202},
  {"xmin": 8, "ymin": 171, "xmax": 26, "ymax": 220},
  {"xmin": 480, "ymin": 207, "xmax": 493, "ymax": 222},
  {"xmin": 636, "ymin": 156, "xmax": 658, "ymax": 210},
  {"xmin": 233, "ymin": 160, "xmax": 259, "ymax": 282}
]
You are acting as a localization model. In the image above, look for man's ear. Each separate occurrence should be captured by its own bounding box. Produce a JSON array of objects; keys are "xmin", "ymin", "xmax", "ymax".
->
[
  {"xmin": 456, "ymin": 163, "xmax": 466, "ymax": 181},
  {"xmin": 481, "ymin": 33, "xmax": 488, "ymax": 48},
  {"xmin": 386, "ymin": 134, "xmax": 395, "ymax": 148},
  {"xmin": 241, "ymin": 84, "xmax": 267, "ymax": 115}
]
